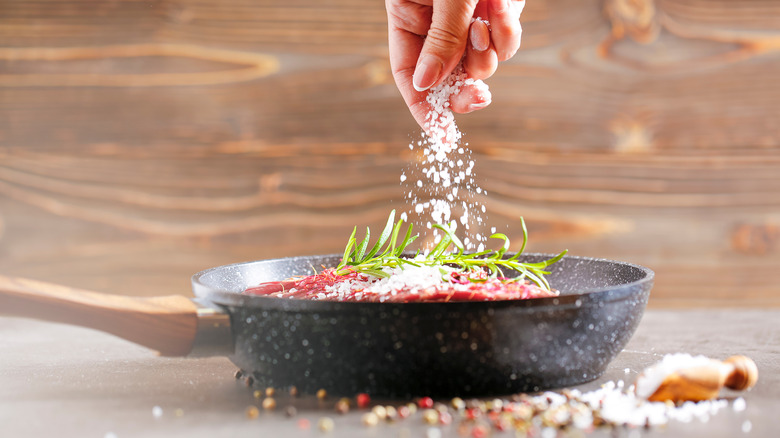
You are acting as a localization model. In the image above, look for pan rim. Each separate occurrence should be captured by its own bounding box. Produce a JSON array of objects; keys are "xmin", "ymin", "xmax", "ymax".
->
[{"xmin": 191, "ymin": 253, "xmax": 654, "ymax": 311}]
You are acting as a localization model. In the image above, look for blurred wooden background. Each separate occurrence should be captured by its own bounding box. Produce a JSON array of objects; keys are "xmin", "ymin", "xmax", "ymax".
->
[{"xmin": 1, "ymin": 0, "xmax": 778, "ymax": 307}]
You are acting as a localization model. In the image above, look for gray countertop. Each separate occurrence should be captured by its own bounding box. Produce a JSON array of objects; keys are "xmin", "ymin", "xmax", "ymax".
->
[{"xmin": 1, "ymin": 310, "xmax": 778, "ymax": 437}]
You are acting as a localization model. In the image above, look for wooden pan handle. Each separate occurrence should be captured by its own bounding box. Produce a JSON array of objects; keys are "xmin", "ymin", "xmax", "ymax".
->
[{"xmin": 0, "ymin": 275, "xmax": 199, "ymax": 356}]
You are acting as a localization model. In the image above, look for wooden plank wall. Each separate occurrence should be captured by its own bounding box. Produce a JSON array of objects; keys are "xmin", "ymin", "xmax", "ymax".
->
[{"xmin": 1, "ymin": 0, "xmax": 778, "ymax": 307}]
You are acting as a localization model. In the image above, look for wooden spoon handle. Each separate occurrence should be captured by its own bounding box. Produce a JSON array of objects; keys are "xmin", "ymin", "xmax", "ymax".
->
[
  {"xmin": 0, "ymin": 275, "xmax": 199, "ymax": 356},
  {"xmin": 724, "ymin": 355, "xmax": 759, "ymax": 391}
]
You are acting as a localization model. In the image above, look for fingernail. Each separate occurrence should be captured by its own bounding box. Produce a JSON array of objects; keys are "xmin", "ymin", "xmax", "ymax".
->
[
  {"xmin": 413, "ymin": 55, "xmax": 442, "ymax": 92},
  {"xmin": 466, "ymin": 102, "xmax": 490, "ymax": 113},
  {"xmin": 467, "ymin": 90, "xmax": 492, "ymax": 112},
  {"xmin": 470, "ymin": 20, "xmax": 490, "ymax": 52}
]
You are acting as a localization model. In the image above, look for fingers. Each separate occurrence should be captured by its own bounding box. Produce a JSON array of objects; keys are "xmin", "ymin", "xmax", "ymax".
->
[
  {"xmin": 449, "ymin": 82, "xmax": 492, "ymax": 114},
  {"xmin": 413, "ymin": 0, "xmax": 479, "ymax": 92},
  {"xmin": 487, "ymin": 0, "xmax": 523, "ymax": 61},
  {"xmin": 386, "ymin": 0, "xmax": 432, "ymax": 36},
  {"xmin": 463, "ymin": 19, "xmax": 497, "ymax": 80},
  {"xmin": 387, "ymin": 20, "xmax": 431, "ymax": 129}
]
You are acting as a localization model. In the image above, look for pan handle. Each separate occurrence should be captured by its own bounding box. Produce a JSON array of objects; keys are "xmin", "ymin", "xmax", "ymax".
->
[{"xmin": 0, "ymin": 275, "xmax": 202, "ymax": 356}]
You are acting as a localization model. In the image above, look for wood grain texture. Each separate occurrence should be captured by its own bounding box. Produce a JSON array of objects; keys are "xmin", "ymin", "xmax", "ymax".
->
[
  {"xmin": 0, "ymin": 0, "xmax": 778, "ymax": 307},
  {"xmin": 0, "ymin": 275, "xmax": 199, "ymax": 356}
]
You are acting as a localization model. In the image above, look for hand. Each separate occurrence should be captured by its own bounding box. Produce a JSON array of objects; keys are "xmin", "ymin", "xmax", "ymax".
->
[{"xmin": 386, "ymin": 0, "xmax": 525, "ymax": 130}]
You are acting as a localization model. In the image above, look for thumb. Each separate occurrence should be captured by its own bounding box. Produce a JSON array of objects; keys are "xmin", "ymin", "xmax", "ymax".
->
[{"xmin": 413, "ymin": 0, "xmax": 479, "ymax": 92}]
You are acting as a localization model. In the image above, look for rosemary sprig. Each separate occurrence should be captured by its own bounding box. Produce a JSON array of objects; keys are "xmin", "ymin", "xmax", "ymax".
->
[{"xmin": 336, "ymin": 210, "xmax": 567, "ymax": 290}]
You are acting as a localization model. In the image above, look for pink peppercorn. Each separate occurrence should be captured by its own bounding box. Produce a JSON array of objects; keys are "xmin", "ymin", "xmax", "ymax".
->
[
  {"xmin": 418, "ymin": 397, "xmax": 434, "ymax": 409},
  {"xmin": 356, "ymin": 393, "xmax": 371, "ymax": 409},
  {"xmin": 471, "ymin": 424, "xmax": 489, "ymax": 438}
]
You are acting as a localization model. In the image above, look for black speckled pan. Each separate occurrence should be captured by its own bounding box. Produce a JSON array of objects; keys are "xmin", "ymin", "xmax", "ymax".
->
[{"xmin": 192, "ymin": 253, "xmax": 653, "ymax": 398}]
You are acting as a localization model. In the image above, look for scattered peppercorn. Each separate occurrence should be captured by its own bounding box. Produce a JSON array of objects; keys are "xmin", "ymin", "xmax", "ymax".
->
[
  {"xmin": 262, "ymin": 397, "xmax": 276, "ymax": 410},
  {"xmin": 356, "ymin": 393, "xmax": 371, "ymax": 409},
  {"xmin": 317, "ymin": 417, "xmax": 335, "ymax": 432},
  {"xmin": 418, "ymin": 397, "xmax": 434, "ymax": 409},
  {"xmin": 245, "ymin": 406, "xmax": 260, "ymax": 419},
  {"xmin": 372, "ymin": 405, "xmax": 387, "ymax": 421},
  {"xmin": 297, "ymin": 418, "xmax": 310, "ymax": 430},
  {"xmin": 335, "ymin": 398, "xmax": 350, "ymax": 414},
  {"xmin": 362, "ymin": 412, "xmax": 379, "ymax": 427},
  {"xmin": 285, "ymin": 406, "xmax": 298, "ymax": 418},
  {"xmin": 422, "ymin": 409, "xmax": 439, "ymax": 425},
  {"xmin": 289, "ymin": 386, "xmax": 298, "ymax": 397},
  {"xmin": 451, "ymin": 397, "xmax": 466, "ymax": 411},
  {"xmin": 471, "ymin": 423, "xmax": 489, "ymax": 438},
  {"xmin": 316, "ymin": 389, "xmax": 328, "ymax": 400},
  {"xmin": 253, "ymin": 390, "xmax": 263, "ymax": 399},
  {"xmin": 385, "ymin": 406, "xmax": 398, "ymax": 422},
  {"xmin": 234, "ymin": 370, "xmax": 243, "ymax": 379},
  {"xmin": 265, "ymin": 387, "xmax": 275, "ymax": 397}
]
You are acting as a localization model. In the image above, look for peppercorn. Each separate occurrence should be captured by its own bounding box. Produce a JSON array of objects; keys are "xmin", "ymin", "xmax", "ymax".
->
[
  {"xmin": 316, "ymin": 389, "xmax": 328, "ymax": 400},
  {"xmin": 371, "ymin": 405, "xmax": 387, "ymax": 420},
  {"xmin": 356, "ymin": 393, "xmax": 371, "ymax": 409},
  {"xmin": 262, "ymin": 397, "xmax": 276, "ymax": 410},
  {"xmin": 418, "ymin": 397, "xmax": 434, "ymax": 409},
  {"xmin": 422, "ymin": 409, "xmax": 439, "ymax": 425},
  {"xmin": 451, "ymin": 397, "xmax": 466, "ymax": 411},
  {"xmin": 317, "ymin": 417, "xmax": 335, "ymax": 432},
  {"xmin": 385, "ymin": 406, "xmax": 398, "ymax": 421},
  {"xmin": 361, "ymin": 412, "xmax": 379, "ymax": 427},
  {"xmin": 335, "ymin": 398, "xmax": 350, "ymax": 415},
  {"xmin": 245, "ymin": 405, "xmax": 260, "ymax": 419}
]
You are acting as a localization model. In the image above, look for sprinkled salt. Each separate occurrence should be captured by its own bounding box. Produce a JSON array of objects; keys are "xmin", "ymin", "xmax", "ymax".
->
[
  {"xmin": 152, "ymin": 406, "xmax": 163, "ymax": 419},
  {"xmin": 742, "ymin": 420, "xmax": 752, "ymax": 433},
  {"xmin": 733, "ymin": 397, "xmax": 746, "ymax": 412},
  {"xmin": 401, "ymin": 63, "xmax": 491, "ymax": 249}
]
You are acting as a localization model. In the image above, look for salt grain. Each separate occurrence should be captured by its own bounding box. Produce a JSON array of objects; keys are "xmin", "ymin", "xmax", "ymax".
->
[
  {"xmin": 152, "ymin": 406, "xmax": 163, "ymax": 419},
  {"xmin": 733, "ymin": 397, "xmax": 747, "ymax": 412}
]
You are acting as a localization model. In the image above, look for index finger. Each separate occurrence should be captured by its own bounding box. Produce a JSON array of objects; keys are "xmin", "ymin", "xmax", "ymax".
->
[{"xmin": 388, "ymin": 24, "xmax": 431, "ymax": 129}]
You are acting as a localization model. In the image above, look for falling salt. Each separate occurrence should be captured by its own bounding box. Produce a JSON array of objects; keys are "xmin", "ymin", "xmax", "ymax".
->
[
  {"xmin": 401, "ymin": 63, "xmax": 491, "ymax": 249},
  {"xmin": 152, "ymin": 406, "xmax": 163, "ymax": 419},
  {"xmin": 733, "ymin": 397, "xmax": 746, "ymax": 412}
]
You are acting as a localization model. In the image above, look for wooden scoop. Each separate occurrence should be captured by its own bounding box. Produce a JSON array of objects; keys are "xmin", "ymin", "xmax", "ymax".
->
[{"xmin": 645, "ymin": 355, "xmax": 758, "ymax": 403}]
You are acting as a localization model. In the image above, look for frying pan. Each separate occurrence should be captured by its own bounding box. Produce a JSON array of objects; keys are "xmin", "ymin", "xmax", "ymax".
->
[{"xmin": 0, "ymin": 253, "xmax": 653, "ymax": 398}]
